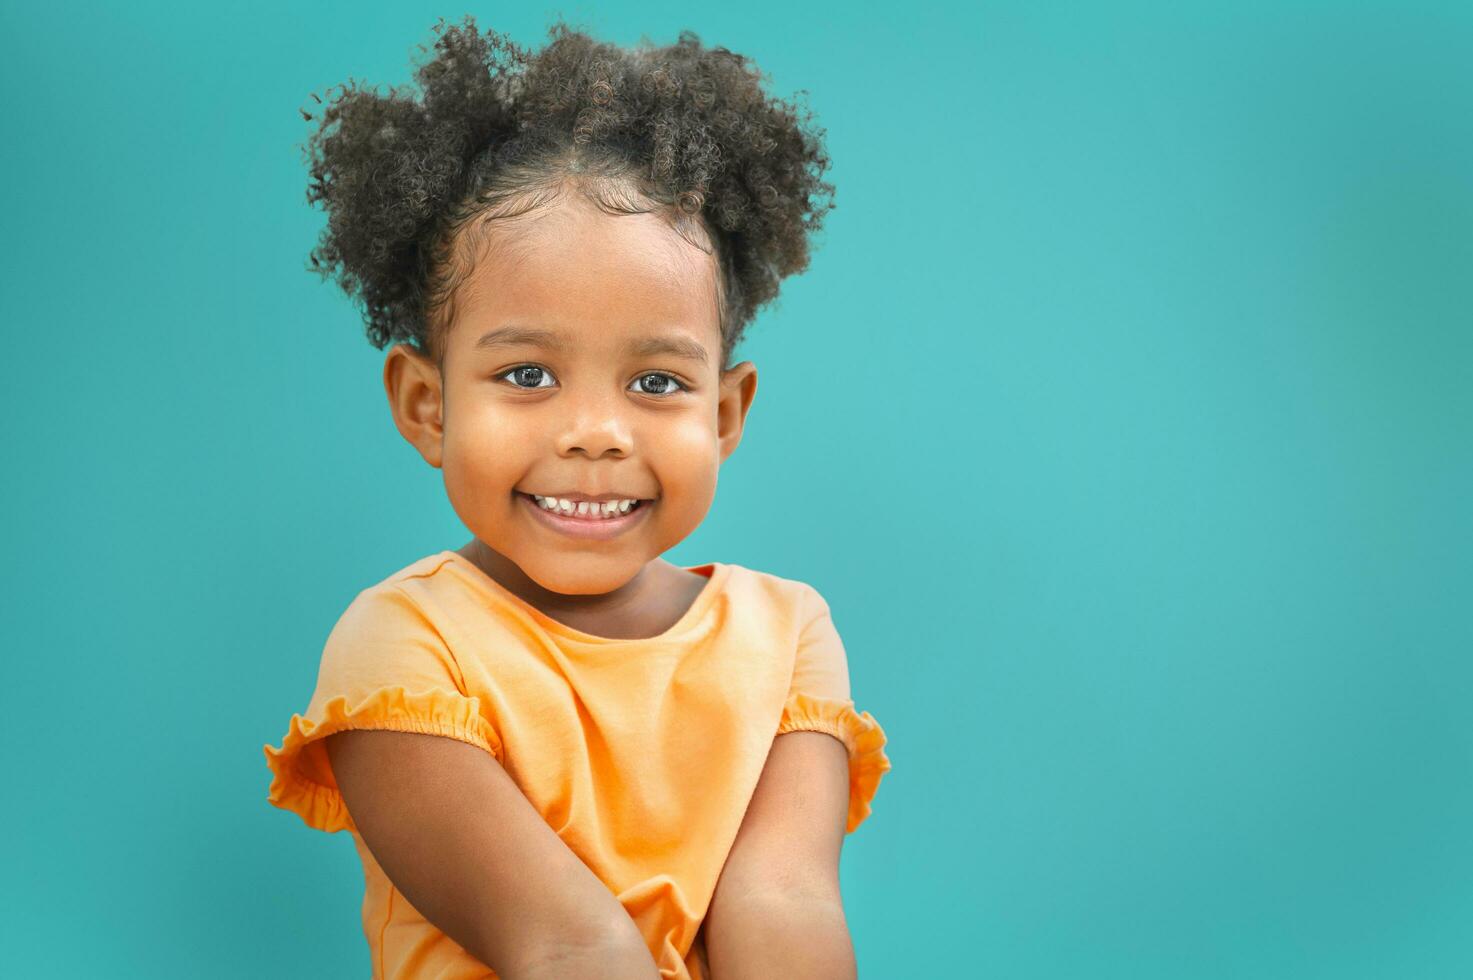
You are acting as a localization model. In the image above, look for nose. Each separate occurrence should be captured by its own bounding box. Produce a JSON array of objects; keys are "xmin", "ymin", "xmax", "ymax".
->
[{"xmin": 555, "ymin": 390, "xmax": 634, "ymax": 459}]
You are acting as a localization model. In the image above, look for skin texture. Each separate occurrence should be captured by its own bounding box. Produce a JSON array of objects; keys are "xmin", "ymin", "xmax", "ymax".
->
[{"xmin": 384, "ymin": 187, "xmax": 758, "ymax": 633}]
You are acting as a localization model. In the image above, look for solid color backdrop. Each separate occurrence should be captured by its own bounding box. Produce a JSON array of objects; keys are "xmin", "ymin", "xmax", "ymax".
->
[{"xmin": 2, "ymin": 1, "xmax": 1469, "ymax": 977}]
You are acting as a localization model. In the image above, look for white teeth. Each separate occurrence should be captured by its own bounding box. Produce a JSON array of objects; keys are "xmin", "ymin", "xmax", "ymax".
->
[{"xmin": 532, "ymin": 494, "xmax": 641, "ymax": 520}]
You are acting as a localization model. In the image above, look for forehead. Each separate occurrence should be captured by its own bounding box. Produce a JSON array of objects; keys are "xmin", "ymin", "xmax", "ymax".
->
[{"xmin": 449, "ymin": 195, "xmax": 721, "ymax": 349}]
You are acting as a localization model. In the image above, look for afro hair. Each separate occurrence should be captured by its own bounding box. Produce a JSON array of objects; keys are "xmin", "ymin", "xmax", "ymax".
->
[{"xmin": 299, "ymin": 14, "xmax": 836, "ymax": 371}]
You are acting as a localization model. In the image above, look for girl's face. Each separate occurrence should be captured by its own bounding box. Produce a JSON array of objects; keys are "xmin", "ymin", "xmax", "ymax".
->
[{"xmin": 384, "ymin": 191, "xmax": 757, "ymax": 599}]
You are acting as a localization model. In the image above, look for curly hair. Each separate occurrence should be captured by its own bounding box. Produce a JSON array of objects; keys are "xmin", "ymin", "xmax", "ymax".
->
[{"xmin": 299, "ymin": 14, "xmax": 836, "ymax": 372}]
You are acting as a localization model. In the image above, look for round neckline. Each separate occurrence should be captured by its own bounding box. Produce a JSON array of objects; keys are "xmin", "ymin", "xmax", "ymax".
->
[{"xmin": 437, "ymin": 550, "xmax": 730, "ymax": 644}]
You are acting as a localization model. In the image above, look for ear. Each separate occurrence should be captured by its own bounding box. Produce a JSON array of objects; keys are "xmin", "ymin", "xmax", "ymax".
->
[
  {"xmin": 716, "ymin": 360, "xmax": 758, "ymax": 464},
  {"xmin": 383, "ymin": 343, "xmax": 446, "ymax": 469}
]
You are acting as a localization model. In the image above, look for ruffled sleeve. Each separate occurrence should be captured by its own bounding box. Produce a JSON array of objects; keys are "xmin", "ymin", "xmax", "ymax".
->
[
  {"xmin": 263, "ymin": 584, "xmax": 504, "ymax": 835},
  {"xmin": 776, "ymin": 585, "xmax": 892, "ymax": 834},
  {"xmin": 777, "ymin": 691, "xmax": 891, "ymax": 834}
]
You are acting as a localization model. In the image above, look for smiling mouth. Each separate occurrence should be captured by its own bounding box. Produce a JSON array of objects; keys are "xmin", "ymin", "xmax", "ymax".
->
[{"xmin": 516, "ymin": 491, "xmax": 651, "ymax": 521}]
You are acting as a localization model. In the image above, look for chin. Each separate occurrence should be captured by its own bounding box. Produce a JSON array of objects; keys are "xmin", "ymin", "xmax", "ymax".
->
[{"xmin": 522, "ymin": 553, "xmax": 646, "ymax": 596}]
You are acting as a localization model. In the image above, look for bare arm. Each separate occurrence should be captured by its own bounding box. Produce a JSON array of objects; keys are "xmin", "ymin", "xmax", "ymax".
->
[
  {"xmin": 704, "ymin": 731, "xmax": 858, "ymax": 980},
  {"xmin": 325, "ymin": 729, "xmax": 660, "ymax": 979}
]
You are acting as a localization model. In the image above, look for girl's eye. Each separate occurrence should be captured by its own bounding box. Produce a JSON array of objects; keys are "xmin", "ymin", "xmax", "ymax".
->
[
  {"xmin": 630, "ymin": 372, "xmax": 686, "ymax": 396},
  {"xmin": 499, "ymin": 365, "xmax": 556, "ymax": 389}
]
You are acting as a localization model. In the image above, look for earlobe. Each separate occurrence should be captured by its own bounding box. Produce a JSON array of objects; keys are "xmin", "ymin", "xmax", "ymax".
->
[
  {"xmin": 716, "ymin": 361, "xmax": 758, "ymax": 463},
  {"xmin": 383, "ymin": 343, "xmax": 445, "ymax": 469}
]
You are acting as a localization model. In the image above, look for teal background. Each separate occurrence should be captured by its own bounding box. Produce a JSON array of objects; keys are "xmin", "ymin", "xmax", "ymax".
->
[{"xmin": 3, "ymin": 1, "xmax": 1469, "ymax": 976}]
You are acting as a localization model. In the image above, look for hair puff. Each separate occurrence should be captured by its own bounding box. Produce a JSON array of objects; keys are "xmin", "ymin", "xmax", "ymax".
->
[{"xmin": 299, "ymin": 14, "xmax": 836, "ymax": 369}]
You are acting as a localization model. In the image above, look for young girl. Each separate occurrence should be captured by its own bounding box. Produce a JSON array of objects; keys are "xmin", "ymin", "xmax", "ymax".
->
[{"xmin": 263, "ymin": 16, "xmax": 891, "ymax": 980}]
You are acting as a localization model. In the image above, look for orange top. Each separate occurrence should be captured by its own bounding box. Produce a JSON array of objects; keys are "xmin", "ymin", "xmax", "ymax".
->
[{"xmin": 263, "ymin": 550, "xmax": 891, "ymax": 980}]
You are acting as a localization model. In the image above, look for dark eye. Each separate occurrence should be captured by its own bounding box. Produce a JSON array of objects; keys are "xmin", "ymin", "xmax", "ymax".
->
[
  {"xmin": 499, "ymin": 365, "xmax": 556, "ymax": 389},
  {"xmin": 630, "ymin": 372, "xmax": 686, "ymax": 396}
]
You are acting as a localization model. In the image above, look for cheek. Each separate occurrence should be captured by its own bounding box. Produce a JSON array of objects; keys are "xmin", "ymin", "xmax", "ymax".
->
[
  {"xmin": 440, "ymin": 414, "xmax": 521, "ymax": 513},
  {"xmin": 651, "ymin": 416, "xmax": 721, "ymax": 496}
]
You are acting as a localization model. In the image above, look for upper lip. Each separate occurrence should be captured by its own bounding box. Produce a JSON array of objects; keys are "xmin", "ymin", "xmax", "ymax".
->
[{"xmin": 521, "ymin": 490, "xmax": 652, "ymax": 502}]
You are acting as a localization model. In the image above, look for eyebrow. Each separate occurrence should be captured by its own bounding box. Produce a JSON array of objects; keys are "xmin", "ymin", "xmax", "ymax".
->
[{"xmin": 473, "ymin": 325, "xmax": 710, "ymax": 366}]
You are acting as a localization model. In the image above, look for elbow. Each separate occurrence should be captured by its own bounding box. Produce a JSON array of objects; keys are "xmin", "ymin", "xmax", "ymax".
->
[{"xmin": 704, "ymin": 893, "xmax": 856, "ymax": 980}]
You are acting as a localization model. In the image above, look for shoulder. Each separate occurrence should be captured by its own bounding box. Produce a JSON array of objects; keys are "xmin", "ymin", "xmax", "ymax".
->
[
  {"xmin": 719, "ymin": 562, "xmax": 830, "ymax": 627},
  {"xmin": 344, "ymin": 549, "xmax": 521, "ymax": 628},
  {"xmin": 314, "ymin": 551, "xmax": 490, "ymax": 661},
  {"xmin": 372, "ymin": 549, "xmax": 465, "ymax": 594},
  {"xmin": 326, "ymin": 551, "xmax": 454, "ymax": 618},
  {"xmin": 326, "ymin": 550, "xmax": 461, "ymax": 607}
]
